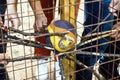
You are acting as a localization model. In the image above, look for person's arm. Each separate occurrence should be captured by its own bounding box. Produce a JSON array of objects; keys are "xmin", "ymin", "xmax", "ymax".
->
[
  {"xmin": 109, "ymin": 0, "xmax": 120, "ymax": 16},
  {"xmin": 4, "ymin": 0, "xmax": 20, "ymax": 29},
  {"xmin": 28, "ymin": 0, "xmax": 47, "ymax": 31},
  {"xmin": 109, "ymin": 0, "xmax": 120, "ymax": 39}
]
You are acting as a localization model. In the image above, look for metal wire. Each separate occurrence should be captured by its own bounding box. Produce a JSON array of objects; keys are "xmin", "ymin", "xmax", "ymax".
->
[{"xmin": 0, "ymin": 0, "xmax": 120, "ymax": 80}]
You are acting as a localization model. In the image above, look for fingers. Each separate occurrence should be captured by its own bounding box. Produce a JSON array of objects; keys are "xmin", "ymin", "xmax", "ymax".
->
[
  {"xmin": 11, "ymin": 18, "xmax": 21, "ymax": 29},
  {"xmin": 111, "ymin": 22, "xmax": 120, "ymax": 39},
  {"xmin": 109, "ymin": 0, "xmax": 120, "ymax": 16},
  {"xmin": 109, "ymin": 0, "xmax": 116, "ymax": 12},
  {"xmin": 111, "ymin": 31, "xmax": 118, "ymax": 38},
  {"xmin": 35, "ymin": 14, "xmax": 47, "ymax": 31},
  {"xmin": 4, "ymin": 14, "xmax": 21, "ymax": 29},
  {"xmin": 109, "ymin": 0, "xmax": 117, "ymax": 16},
  {"xmin": 0, "ymin": 16, "xmax": 8, "ymax": 32},
  {"xmin": 36, "ymin": 18, "xmax": 43, "ymax": 31}
]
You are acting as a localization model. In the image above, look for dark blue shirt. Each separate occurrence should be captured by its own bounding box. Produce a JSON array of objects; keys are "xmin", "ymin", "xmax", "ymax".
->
[
  {"xmin": 0, "ymin": 0, "xmax": 7, "ymax": 53},
  {"xmin": 78, "ymin": 0, "xmax": 113, "ymax": 53},
  {"xmin": 0, "ymin": 0, "xmax": 6, "ymax": 21}
]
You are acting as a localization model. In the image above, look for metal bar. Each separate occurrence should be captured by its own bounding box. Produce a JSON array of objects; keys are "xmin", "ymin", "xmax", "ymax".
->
[
  {"xmin": 8, "ymin": 27, "xmax": 68, "ymax": 37},
  {"xmin": 65, "ymin": 55, "xmax": 103, "ymax": 80}
]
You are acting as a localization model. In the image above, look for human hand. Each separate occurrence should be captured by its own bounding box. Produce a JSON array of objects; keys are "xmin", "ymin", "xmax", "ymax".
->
[
  {"xmin": 4, "ymin": 10, "xmax": 21, "ymax": 29},
  {"xmin": 4, "ymin": 0, "xmax": 21, "ymax": 29},
  {"xmin": 35, "ymin": 13, "xmax": 47, "ymax": 31},
  {"xmin": 0, "ymin": 54, "xmax": 10, "ymax": 65},
  {"xmin": 109, "ymin": 0, "xmax": 120, "ymax": 16},
  {"xmin": 111, "ymin": 22, "xmax": 120, "ymax": 39}
]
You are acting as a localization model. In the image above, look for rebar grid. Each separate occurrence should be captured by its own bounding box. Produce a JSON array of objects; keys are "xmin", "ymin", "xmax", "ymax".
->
[{"xmin": 0, "ymin": 0, "xmax": 119, "ymax": 80}]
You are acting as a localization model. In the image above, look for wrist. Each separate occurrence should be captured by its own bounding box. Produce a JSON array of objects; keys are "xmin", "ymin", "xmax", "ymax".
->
[
  {"xmin": 35, "ymin": 12, "xmax": 45, "ymax": 18},
  {"xmin": 7, "ymin": 7, "xmax": 17, "ymax": 14}
]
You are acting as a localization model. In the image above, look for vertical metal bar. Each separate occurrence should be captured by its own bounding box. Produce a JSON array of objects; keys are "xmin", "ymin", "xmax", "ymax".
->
[{"xmin": 60, "ymin": 0, "xmax": 79, "ymax": 80}]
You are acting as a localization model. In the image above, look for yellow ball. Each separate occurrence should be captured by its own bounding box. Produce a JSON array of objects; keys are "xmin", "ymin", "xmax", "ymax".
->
[{"xmin": 47, "ymin": 20, "xmax": 76, "ymax": 52}]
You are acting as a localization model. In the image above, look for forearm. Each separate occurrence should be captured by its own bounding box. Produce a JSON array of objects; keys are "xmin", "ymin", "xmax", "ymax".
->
[
  {"xmin": 4, "ymin": 0, "xmax": 20, "ymax": 29},
  {"xmin": 28, "ymin": 0, "xmax": 44, "ymax": 17},
  {"xmin": 6, "ymin": 0, "xmax": 17, "ymax": 14}
]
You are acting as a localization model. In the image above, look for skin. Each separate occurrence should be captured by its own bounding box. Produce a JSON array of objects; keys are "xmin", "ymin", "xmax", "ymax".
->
[
  {"xmin": 4, "ymin": 0, "xmax": 21, "ymax": 29},
  {"xmin": 2, "ymin": 0, "xmax": 47, "ymax": 64},
  {"xmin": 0, "ymin": 0, "xmax": 20, "ymax": 65},
  {"xmin": 111, "ymin": 22, "xmax": 120, "ymax": 39},
  {"xmin": 28, "ymin": 0, "xmax": 47, "ymax": 31},
  {"xmin": 109, "ymin": 0, "xmax": 120, "ymax": 16},
  {"xmin": 109, "ymin": 0, "xmax": 120, "ymax": 39},
  {"xmin": 5, "ymin": 0, "xmax": 47, "ymax": 30}
]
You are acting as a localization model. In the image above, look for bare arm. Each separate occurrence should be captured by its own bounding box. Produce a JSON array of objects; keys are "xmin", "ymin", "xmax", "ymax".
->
[
  {"xmin": 7, "ymin": 0, "xmax": 17, "ymax": 14},
  {"xmin": 4, "ymin": 0, "xmax": 20, "ymax": 29},
  {"xmin": 28, "ymin": 0, "xmax": 47, "ymax": 31},
  {"xmin": 28, "ymin": 0, "xmax": 44, "ymax": 16}
]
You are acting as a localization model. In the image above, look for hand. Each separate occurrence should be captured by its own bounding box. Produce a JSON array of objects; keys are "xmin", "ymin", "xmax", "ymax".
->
[
  {"xmin": 28, "ymin": 0, "xmax": 47, "ymax": 31},
  {"xmin": 4, "ymin": 10, "xmax": 21, "ymax": 29},
  {"xmin": 0, "ymin": 54, "xmax": 10, "ymax": 65},
  {"xmin": 5, "ymin": 0, "xmax": 21, "ymax": 29},
  {"xmin": 109, "ymin": 0, "xmax": 120, "ymax": 16},
  {"xmin": 0, "ymin": 16, "xmax": 8, "ymax": 32},
  {"xmin": 35, "ymin": 13, "xmax": 47, "ymax": 31},
  {"xmin": 111, "ymin": 22, "xmax": 120, "ymax": 39}
]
